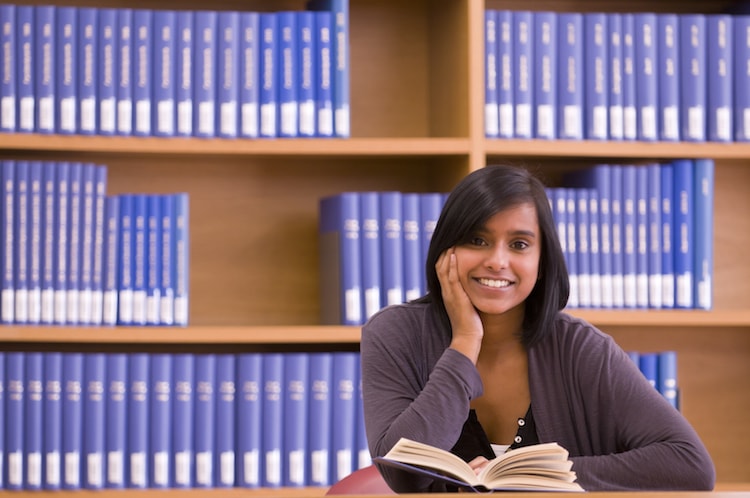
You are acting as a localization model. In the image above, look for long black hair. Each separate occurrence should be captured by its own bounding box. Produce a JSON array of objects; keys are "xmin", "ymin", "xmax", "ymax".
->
[{"xmin": 418, "ymin": 165, "xmax": 569, "ymax": 348}]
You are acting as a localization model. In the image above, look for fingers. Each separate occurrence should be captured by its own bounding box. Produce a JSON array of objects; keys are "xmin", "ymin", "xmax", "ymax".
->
[{"xmin": 467, "ymin": 456, "xmax": 490, "ymax": 475}]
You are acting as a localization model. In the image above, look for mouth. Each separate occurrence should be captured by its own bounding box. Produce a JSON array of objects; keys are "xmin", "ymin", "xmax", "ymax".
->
[{"xmin": 476, "ymin": 277, "xmax": 513, "ymax": 288}]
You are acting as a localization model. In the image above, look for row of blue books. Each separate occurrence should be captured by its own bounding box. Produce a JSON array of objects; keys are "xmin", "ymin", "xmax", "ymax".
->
[
  {"xmin": 0, "ymin": 350, "xmax": 366, "ymax": 490},
  {"xmin": 627, "ymin": 350, "xmax": 680, "ymax": 409},
  {"xmin": 559, "ymin": 159, "xmax": 714, "ymax": 310},
  {"xmin": 484, "ymin": 9, "xmax": 749, "ymax": 142},
  {"xmin": 0, "ymin": 0, "xmax": 349, "ymax": 138},
  {"xmin": 0, "ymin": 160, "xmax": 189, "ymax": 326}
]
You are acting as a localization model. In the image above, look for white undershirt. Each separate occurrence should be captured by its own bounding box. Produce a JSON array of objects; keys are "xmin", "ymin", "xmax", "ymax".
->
[{"xmin": 491, "ymin": 443, "xmax": 510, "ymax": 457}]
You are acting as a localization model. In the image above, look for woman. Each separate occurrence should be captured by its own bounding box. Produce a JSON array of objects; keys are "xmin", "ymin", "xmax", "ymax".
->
[{"xmin": 360, "ymin": 165, "xmax": 715, "ymax": 492}]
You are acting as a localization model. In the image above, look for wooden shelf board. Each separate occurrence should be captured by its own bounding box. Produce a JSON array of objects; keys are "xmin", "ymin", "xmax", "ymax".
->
[{"xmin": 568, "ymin": 309, "xmax": 750, "ymax": 327}]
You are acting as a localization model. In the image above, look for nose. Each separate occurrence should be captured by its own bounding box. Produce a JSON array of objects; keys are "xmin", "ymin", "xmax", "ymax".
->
[{"xmin": 485, "ymin": 244, "xmax": 509, "ymax": 271}]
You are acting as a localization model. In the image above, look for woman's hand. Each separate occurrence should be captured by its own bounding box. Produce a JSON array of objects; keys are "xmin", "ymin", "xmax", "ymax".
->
[
  {"xmin": 467, "ymin": 456, "xmax": 491, "ymax": 475},
  {"xmin": 436, "ymin": 248, "xmax": 483, "ymax": 363}
]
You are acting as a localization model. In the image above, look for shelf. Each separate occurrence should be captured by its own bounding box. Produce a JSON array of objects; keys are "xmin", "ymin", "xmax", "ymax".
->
[{"xmin": 568, "ymin": 309, "xmax": 750, "ymax": 328}]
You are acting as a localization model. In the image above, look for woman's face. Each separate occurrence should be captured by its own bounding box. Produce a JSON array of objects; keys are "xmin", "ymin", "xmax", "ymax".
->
[{"xmin": 452, "ymin": 203, "xmax": 542, "ymax": 317}]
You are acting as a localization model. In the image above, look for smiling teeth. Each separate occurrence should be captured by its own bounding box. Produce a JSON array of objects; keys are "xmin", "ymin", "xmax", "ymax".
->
[{"xmin": 478, "ymin": 278, "xmax": 511, "ymax": 288}]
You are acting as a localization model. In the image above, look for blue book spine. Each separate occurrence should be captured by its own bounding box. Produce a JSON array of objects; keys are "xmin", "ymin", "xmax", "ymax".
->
[
  {"xmin": 622, "ymin": 165, "xmax": 637, "ymax": 308},
  {"xmin": 259, "ymin": 13, "xmax": 277, "ymax": 138},
  {"xmin": 591, "ymin": 166, "xmax": 613, "ymax": 308},
  {"xmin": 172, "ymin": 354, "xmax": 194, "ymax": 488},
  {"xmin": 497, "ymin": 10, "xmax": 514, "ymax": 138},
  {"xmin": 78, "ymin": 164, "xmax": 96, "ymax": 324},
  {"xmin": 35, "ymin": 5, "xmax": 56, "ymax": 134},
  {"xmin": 586, "ymin": 188, "xmax": 601, "ymax": 308},
  {"xmin": 215, "ymin": 354, "xmax": 236, "ymax": 487},
  {"xmin": 236, "ymin": 353, "xmax": 262, "ymax": 488},
  {"xmin": 610, "ymin": 165, "xmax": 625, "ymax": 308},
  {"xmin": 98, "ymin": 8, "xmax": 117, "ymax": 135},
  {"xmin": 672, "ymin": 159, "xmax": 694, "ymax": 308},
  {"xmin": 149, "ymin": 354, "xmax": 172, "ymax": 488},
  {"xmin": 419, "ymin": 193, "xmax": 443, "ymax": 296},
  {"xmin": 56, "ymin": 6, "xmax": 77, "ymax": 134},
  {"xmin": 622, "ymin": 14, "xmax": 637, "ymax": 140},
  {"xmin": 158, "ymin": 194, "xmax": 174, "ymax": 325},
  {"xmin": 485, "ymin": 9, "xmax": 499, "ymax": 138},
  {"xmin": 402, "ymin": 192, "xmax": 421, "ymax": 303},
  {"xmin": 575, "ymin": 188, "xmax": 591, "ymax": 307},
  {"xmin": 1, "ymin": 160, "xmax": 15, "ymax": 323},
  {"xmin": 735, "ymin": 16, "xmax": 750, "ymax": 141},
  {"xmin": 307, "ymin": 352, "xmax": 332, "ymax": 487},
  {"xmin": 313, "ymin": 12, "xmax": 333, "ymax": 137},
  {"xmin": 380, "ymin": 191, "xmax": 404, "ymax": 307},
  {"xmin": 146, "ymin": 195, "xmax": 161, "ymax": 325},
  {"xmin": 53, "ymin": 167, "xmax": 69, "ymax": 322},
  {"xmin": 194, "ymin": 354, "xmax": 216, "ymax": 488},
  {"xmin": 83, "ymin": 353, "xmax": 106, "ymax": 489},
  {"xmin": 658, "ymin": 14, "xmax": 680, "ymax": 142},
  {"xmin": 634, "ymin": 13, "xmax": 658, "ymax": 141},
  {"xmin": 680, "ymin": 14, "xmax": 707, "ymax": 142},
  {"xmin": 565, "ymin": 189, "xmax": 578, "ymax": 308},
  {"xmin": 66, "ymin": 162, "xmax": 82, "ymax": 325},
  {"xmin": 193, "ymin": 10, "xmax": 217, "ymax": 138},
  {"xmin": 297, "ymin": 11, "xmax": 315, "ymax": 137},
  {"xmin": 707, "ymin": 15, "xmax": 733, "ymax": 142},
  {"xmin": 43, "ymin": 353, "xmax": 63, "ymax": 489},
  {"xmin": 153, "ymin": 10, "xmax": 176, "ymax": 137},
  {"xmin": 102, "ymin": 195, "xmax": 119, "ymax": 325},
  {"xmin": 551, "ymin": 189, "xmax": 569, "ymax": 306},
  {"xmin": 359, "ymin": 192, "xmax": 381, "ymax": 321},
  {"xmin": 355, "ymin": 360, "xmax": 369, "ymax": 470},
  {"xmin": 239, "ymin": 11, "xmax": 260, "ymax": 138},
  {"xmin": 14, "ymin": 161, "xmax": 29, "ymax": 324},
  {"xmin": 127, "ymin": 353, "xmax": 149, "ymax": 488},
  {"xmin": 330, "ymin": 352, "xmax": 357, "ymax": 484},
  {"xmin": 62, "ymin": 353, "xmax": 83, "ymax": 490},
  {"xmin": 608, "ymin": 13, "xmax": 624, "ymax": 140},
  {"xmin": 217, "ymin": 11, "xmax": 240, "ymax": 138},
  {"xmin": 78, "ymin": 8, "xmax": 98, "ymax": 135},
  {"xmin": 533, "ymin": 11, "xmax": 556, "ymax": 139},
  {"xmin": 117, "ymin": 194, "xmax": 134, "ymax": 325},
  {"xmin": 105, "ymin": 353, "xmax": 127, "ymax": 488},
  {"xmin": 173, "ymin": 193, "xmax": 189, "ymax": 326},
  {"xmin": 635, "ymin": 166, "xmax": 649, "ymax": 308},
  {"xmin": 132, "ymin": 9, "xmax": 152, "ymax": 136},
  {"xmin": 16, "ymin": 6, "xmax": 34, "ymax": 133},
  {"xmin": 639, "ymin": 352, "xmax": 658, "ymax": 389},
  {"xmin": 25, "ymin": 352, "xmax": 43, "ymax": 490},
  {"xmin": 693, "ymin": 158, "xmax": 714, "ymax": 310},
  {"xmin": 319, "ymin": 192, "xmax": 362, "ymax": 325},
  {"xmin": 277, "ymin": 11, "xmax": 298, "ymax": 138},
  {"xmin": 40, "ymin": 162, "xmax": 55, "ymax": 323},
  {"xmin": 131, "ymin": 194, "xmax": 147, "ymax": 325},
  {"xmin": 261, "ymin": 353, "xmax": 283, "ymax": 488},
  {"xmin": 176, "ymin": 11, "xmax": 194, "ymax": 137},
  {"xmin": 28, "ymin": 162, "xmax": 42, "ymax": 323},
  {"xmin": 90, "ymin": 166, "xmax": 107, "ymax": 324},
  {"xmin": 513, "ymin": 11, "xmax": 533, "ymax": 139},
  {"xmin": 647, "ymin": 163, "xmax": 663, "ymax": 309},
  {"xmin": 557, "ymin": 13, "xmax": 583, "ymax": 140},
  {"xmin": 660, "ymin": 163, "xmax": 675, "ymax": 308},
  {"xmin": 6, "ymin": 352, "xmax": 25, "ymax": 489},
  {"xmin": 283, "ymin": 353, "xmax": 308, "ymax": 487},
  {"xmin": 116, "ymin": 9, "xmax": 133, "ymax": 136},
  {"xmin": 658, "ymin": 351, "xmax": 679, "ymax": 409},
  {"xmin": 0, "ymin": 5, "xmax": 16, "ymax": 132},
  {"xmin": 584, "ymin": 13, "xmax": 608, "ymax": 140}
]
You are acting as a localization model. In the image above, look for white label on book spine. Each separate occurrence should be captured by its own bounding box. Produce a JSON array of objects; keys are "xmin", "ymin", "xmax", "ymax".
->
[
  {"xmin": 175, "ymin": 450, "xmax": 190, "ymax": 486},
  {"xmin": 2, "ymin": 289, "xmax": 14, "ymax": 322},
  {"xmin": 154, "ymin": 451, "xmax": 168, "ymax": 486},
  {"xmin": 130, "ymin": 452, "xmax": 146, "ymax": 487},
  {"xmin": 220, "ymin": 451, "xmax": 235, "ymax": 485},
  {"xmin": 243, "ymin": 450, "xmax": 259, "ymax": 485},
  {"xmin": 158, "ymin": 100, "xmax": 174, "ymax": 134},
  {"xmin": 687, "ymin": 106, "xmax": 704, "ymax": 140},
  {"xmin": 265, "ymin": 449, "xmax": 281, "ymax": 485},
  {"xmin": 117, "ymin": 100, "xmax": 132, "ymax": 134},
  {"xmin": 1, "ymin": 97, "xmax": 15, "ymax": 129},
  {"xmin": 336, "ymin": 449, "xmax": 352, "ymax": 481},
  {"xmin": 87, "ymin": 453, "xmax": 102, "ymax": 487},
  {"xmin": 288, "ymin": 449, "xmax": 304, "ymax": 485},
  {"xmin": 135, "ymin": 100, "xmax": 151, "ymax": 134},
  {"xmin": 19, "ymin": 96, "xmax": 33, "ymax": 130},
  {"xmin": 39, "ymin": 96, "xmax": 54, "ymax": 131},
  {"xmin": 178, "ymin": 101, "xmax": 193, "ymax": 135},
  {"xmin": 107, "ymin": 451, "xmax": 123, "ymax": 485},
  {"xmin": 8, "ymin": 450, "xmax": 22, "ymax": 486},
  {"xmin": 196, "ymin": 451, "xmax": 212, "ymax": 486},
  {"xmin": 100, "ymin": 98, "xmax": 116, "ymax": 133},
  {"xmin": 46, "ymin": 451, "xmax": 60, "ymax": 486},
  {"xmin": 300, "ymin": 100, "xmax": 315, "ymax": 136},
  {"xmin": 28, "ymin": 452, "xmax": 41, "ymax": 486},
  {"xmin": 311, "ymin": 449, "xmax": 328, "ymax": 484},
  {"xmin": 198, "ymin": 102, "xmax": 214, "ymax": 135},
  {"xmin": 64, "ymin": 451, "xmax": 80, "ymax": 486},
  {"xmin": 81, "ymin": 97, "xmax": 96, "ymax": 131},
  {"xmin": 60, "ymin": 97, "xmax": 76, "ymax": 132}
]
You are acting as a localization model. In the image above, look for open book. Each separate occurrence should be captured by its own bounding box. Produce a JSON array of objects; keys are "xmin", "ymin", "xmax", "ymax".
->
[{"xmin": 373, "ymin": 437, "xmax": 585, "ymax": 492}]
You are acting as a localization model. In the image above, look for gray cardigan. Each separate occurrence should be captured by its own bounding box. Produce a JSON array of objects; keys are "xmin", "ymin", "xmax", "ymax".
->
[{"xmin": 360, "ymin": 302, "xmax": 716, "ymax": 492}]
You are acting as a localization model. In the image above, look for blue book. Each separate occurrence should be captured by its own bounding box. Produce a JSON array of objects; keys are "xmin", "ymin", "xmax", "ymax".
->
[
  {"xmin": 43, "ymin": 352, "xmax": 63, "ymax": 490},
  {"xmin": 153, "ymin": 10, "xmax": 176, "ymax": 137},
  {"xmin": 40, "ymin": 162, "xmax": 56, "ymax": 323},
  {"xmin": 117, "ymin": 194, "xmax": 134, "ymax": 325},
  {"xmin": 308, "ymin": 352, "xmax": 333, "ymax": 487},
  {"xmin": 564, "ymin": 189, "xmax": 578, "ymax": 308},
  {"xmin": 660, "ymin": 163, "xmax": 675, "ymax": 308},
  {"xmin": 159, "ymin": 194, "xmax": 174, "ymax": 325},
  {"xmin": 680, "ymin": 14, "xmax": 707, "ymax": 142},
  {"xmin": 533, "ymin": 11, "xmax": 556, "ymax": 139},
  {"xmin": 355, "ymin": 360, "xmax": 369, "ymax": 470},
  {"xmin": 6, "ymin": 352, "xmax": 25, "ymax": 489},
  {"xmin": 116, "ymin": 9, "xmax": 133, "ymax": 135},
  {"xmin": 707, "ymin": 15, "xmax": 733, "ymax": 142},
  {"xmin": 217, "ymin": 11, "xmax": 240, "ymax": 138},
  {"xmin": 35, "ymin": 5, "xmax": 56, "ymax": 134},
  {"xmin": 419, "ymin": 193, "xmax": 443, "ymax": 296},
  {"xmin": 194, "ymin": 354, "xmax": 216, "ymax": 488},
  {"xmin": 658, "ymin": 14, "xmax": 680, "ymax": 141},
  {"xmin": 591, "ymin": 167, "xmax": 613, "ymax": 308},
  {"xmin": 56, "ymin": 6, "xmax": 77, "ymax": 135},
  {"xmin": 131, "ymin": 194, "xmax": 147, "ymax": 326},
  {"xmin": 132, "ymin": 10, "xmax": 152, "ymax": 136},
  {"xmin": 607, "ymin": 13, "xmax": 624, "ymax": 140},
  {"xmin": 16, "ymin": 5, "xmax": 34, "ymax": 133},
  {"xmin": 66, "ymin": 163, "xmax": 83, "ymax": 325},
  {"xmin": 91, "ymin": 166, "xmax": 108, "ymax": 325},
  {"xmin": 634, "ymin": 13, "xmax": 658, "ymax": 141},
  {"xmin": 25, "ymin": 352, "xmax": 43, "ymax": 490},
  {"xmin": 497, "ymin": 10, "xmax": 514, "ymax": 138},
  {"xmin": 622, "ymin": 14, "xmax": 637, "ymax": 140},
  {"xmin": 127, "ymin": 353, "xmax": 149, "ymax": 488},
  {"xmin": 1, "ymin": 161, "xmax": 15, "ymax": 323},
  {"xmin": 0, "ymin": 5, "xmax": 16, "ymax": 132},
  {"xmin": 402, "ymin": 193, "xmax": 421, "ymax": 303},
  {"xmin": 259, "ymin": 13, "xmax": 277, "ymax": 138},
  {"xmin": 550, "ymin": 189, "xmax": 569, "ymax": 306},
  {"xmin": 319, "ymin": 193, "xmax": 362, "ymax": 325},
  {"xmin": 146, "ymin": 195, "xmax": 161, "ymax": 325},
  {"xmin": 639, "ymin": 352, "xmax": 658, "ymax": 389},
  {"xmin": 380, "ymin": 191, "xmax": 404, "ymax": 307},
  {"xmin": 172, "ymin": 354, "xmax": 194, "ymax": 488},
  {"xmin": 693, "ymin": 159, "xmax": 714, "ymax": 310},
  {"xmin": 735, "ymin": 15, "xmax": 750, "ymax": 141},
  {"xmin": 330, "ymin": 352, "xmax": 358, "ymax": 484},
  {"xmin": 585, "ymin": 188, "xmax": 602, "ymax": 308},
  {"xmin": 622, "ymin": 165, "xmax": 637, "ymax": 308},
  {"xmin": 78, "ymin": 164, "xmax": 96, "ymax": 324},
  {"xmin": 485, "ymin": 9, "xmax": 499, "ymax": 138},
  {"xmin": 149, "ymin": 354, "xmax": 172, "ymax": 488},
  {"xmin": 239, "ymin": 11, "xmax": 260, "ymax": 138},
  {"xmin": 297, "ymin": 11, "xmax": 316, "ymax": 137},
  {"xmin": 512, "ymin": 11, "xmax": 533, "ymax": 138},
  {"xmin": 102, "ymin": 196, "xmax": 119, "ymax": 325},
  {"xmin": 78, "ymin": 7, "xmax": 98, "ymax": 135},
  {"xmin": 194, "ymin": 10, "xmax": 217, "ymax": 138},
  {"xmin": 176, "ymin": 11, "xmax": 194, "ymax": 137},
  {"xmin": 215, "ymin": 354, "xmax": 236, "ymax": 487},
  {"xmin": 672, "ymin": 159, "xmax": 694, "ymax": 309},
  {"xmin": 236, "ymin": 353, "xmax": 262, "ymax": 488},
  {"xmin": 575, "ymin": 188, "xmax": 591, "ymax": 307},
  {"xmin": 173, "ymin": 193, "xmax": 189, "ymax": 326},
  {"xmin": 14, "ymin": 161, "xmax": 30, "ymax": 323},
  {"xmin": 610, "ymin": 165, "xmax": 625, "ymax": 308},
  {"xmin": 313, "ymin": 11, "xmax": 333, "ymax": 137},
  {"xmin": 584, "ymin": 13, "xmax": 608, "ymax": 140},
  {"xmin": 62, "ymin": 353, "xmax": 83, "ymax": 490},
  {"xmin": 105, "ymin": 353, "xmax": 127, "ymax": 489},
  {"xmin": 658, "ymin": 351, "xmax": 678, "ymax": 409},
  {"xmin": 28, "ymin": 161, "xmax": 43, "ymax": 323},
  {"xmin": 98, "ymin": 8, "xmax": 117, "ymax": 135},
  {"xmin": 647, "ymin": 163, "xmax": 663, "ymax": 309},
  {"xmin": 635, "ymin": 166, "xmax": 649, "ymax": 308},
  {"xmin": 83, "ymin": 353, "xmax": 106, "ymax": 489},
  {"xmin": 277, "ymin": 11, "xmax": 298, "ymax": 138},
  {"xmin": 360, "ymin": 192, "xmax": 381, "ymax": 321},
  {"xmin": 262, "ymin": 353, "xmax": 283, "ymax": 488},
  {"xmin": 283, "ymin": 353, "xmax": 308, "ymax": 487},
  {"xmin": 557, "ymin": 13, "xmax": 583, "ymax": 140}
]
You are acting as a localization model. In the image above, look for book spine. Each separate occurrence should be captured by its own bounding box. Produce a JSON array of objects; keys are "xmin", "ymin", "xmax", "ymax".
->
[
  {"xmin": 176, "ymin": 11, "xmax": 194, "ymax": 137},
  {"xmin": 35, "ymin": 5, "xmax": 56, "ymax": 134},
  {"xmin": 380, "ymin": 191, "xmax": 404, "ymax": 307},
  {"xmin": 217, "ymin": 11, "xmax": 240, "ymax": 138},
  {"xmin": 173, "ymin": 193, "xmax": 189, "ymax": 326},
  {"xmin": 647, "ymin": 163, "xmax": 663, "ymax": 309},
  {"xmin": 283, "ymin": 353, "xmax": 308, "ymax": 487},
  {"xmin": 307, "ymin": 352, "xmax": 332, "ymax": 487},
  {"xmin": 575, "ymin": 188, "xmax": 591, "ymax": 307},
  {"xmin": 116, "ymin": 9, "xmax": 133, "ymax": 136},
  {"xmin": 236, "ymin": 353, "xmax": 262, "ymax": 488},
  {"xmin": 551, "ymin": 189, "xmax": 569, "ymax": 306},
  {"xmin": 359, "ymin": 192, "xmax": 381, "ymax": 321},
  {"xmin": 159, "ymin": 194, "xmax": 174, "ymax": 325},
  {"xmin": 261, "ymin": 353, "xmax": 283, "ymax": 488},
  {"xmin": 658, "ymin": 351, "xmax": 679, "ymax": 409},
  {"xmin": 278, "ymin": 11, "xmax": 298, "ymax": 138},
  {"xmin": 215, "ymin": 354, "xmax": 236, "ymax": 487},
  {"xmin": 83, "ymin": 353, "xmax": 106, "ymax": 489},
  {"xmin": 607, "ymin": 13, "xmax": 624, "ymax": 140},
  {"xmin": 586, "ymin": 188, "xmax": 601, "ymax": 307},
  {"xmin": 297, "ymin": 11, "xmax": 315, "ymax": 137},
  {"xmin": 565, "ymin": 189, "xmax": 579, "ymax": 308},
  {"xmin": 593, "ymin": 166, "xmax": 613, "ymax": 308},
  {"xmin": 90, "ymin": 166, "xmax": 107, "ymax": 324},
  {"xmin": 634, "ymin": 13, "xmax": 658, "ymax": 141},
  {"xmin": 326, "ymin": 0, "xmax": 349, "ymax": 137},
  {"xmin": 355, "ymin": 360, "xmax": 369, "ymax": 470},
  {"xmin": 239, "ymin": 12, "xmax": 260, "ymax": 138},
  {"xmin": 25, "ymin": 352, "xmax": 43, "ymax": 490},
  {"xmin": 127, "ymin": 353, "xmax": 149, "ymax": 489},
  {"xmin": 105, "ymin": 353, "xmax": 127, "ymax": 488},
  {"xmin": 707, "ymin": 15, "xmax": 733, "ymax": 142},
  {"xmin": 484, "ymin": 9, "xmax": 499, "ymax": 138},
  {"xmin": 693, "ymin": 158, "xmax": 714, "ymax": 310},
  {"xmin": 259, "ymin": 13, "xmax": 277, "ymax": 138},
  {"xmin": 193, "ymin": 10, "xmax": 217, "ymax": 138},
  {"xmin": 131, "ymin": 194, "xmax": 147, "ymax": 325},
  {"xmin": 610, "ymin": 165, "xmax": 625, "ymax": 308},
  {"xmin": 14, "ymin": 160, "xmax": 29, "ymax": 324},
  {"xmin": 402, "ymin": 192, "xmax": 421, "ymax": 303},
  {"xmin": 0, "ymin": 5, "xmax": 16, "ymax": 133},
  {"xmin": 146, "ymin": 194, "xmax": 161, "ymax": 325},
  {"xmin": 584, "ymin": 13, "xmax": 608, "ymax": 140},
  {"xmin": 16, "ymin": 6, "xmax": 34, "ymax": 133},
  {"xmin": 621, "ymin": 14, "xmax": 637, "ymax": 140},
  {"xmin": 28, "ymin": 164, "xmax": 43, "ymax": 322},
  {"xmin": 419, "ymin": 193, "xmax": 443, "ymax": 296},
  {"xmin": 66, "ymin": 163, "xmax": 82, "ymax": 325},
  {"xmin": 78, "ymin": 164, "xmax": 96, "ymax": 324},
  {"xmin": 194, "ymin": 354, "xmax": 216, "ymax": 488},
  {"xmin": 40, "ymin": 162, "xmax": 55, "ymax": 323},
  {"xmin": 149, "ymin": 354, "xmax": 172, "ymax": 488},
  {"xmin": 656, "ymin": 14, "xmax": 680, "ymax": 142},
  {"xmin": 102, "ymin": 195, "xmax": 119, "ymax": 325},
  {"xmin": 62, "ymin": 353, "xmax": 84, "ymax": 490},
  {"xmin": 622, "ymin": 165, "xmax": 637, "ymax": 308},
  {"xmin": 117, "ymin": 193, "xmax": 133, "ymax": 325},
  {"xmin": 78, "ymin": 7, "xmax": 98, "ymax": 135},
  {"xmin": 43, "ymin": 352, "xmax": 63, "ymax": 490},
  {"xmin": 153, "ymin": 10, "xmax": 176, "ymax": 137},
  {"xmin": 635, "ymin": 166, "xmax": 649, "ymax": 308},
  {"xmin": 533, "ymin": 11, "xmax": 556, "ymax": 140},
  {"xmin": 313, "ymin": 12, "xmax": 333, "ymax": 137},
  {"xmin": 672, "ymin": 159, "xmax": 694, "ymax": 308},
  {"xmin": 735, "ymin": 16, "xmax": 750, "ymax": 141},
  {"xmin": 497, "ymin": 10, "xmax": 513, "ymax": 138},
  {"xmin": 557, "ymin": 13, "xmax": 583, "ymax": 140},
  {"xmin": 172, "ymin": 354, "xmax": 194, "ymax": 488},
  {"xmin": 660, "ymin": 163, "xmax": 675, "ymax": 308},
  {"xmin": 512, "ymin": 11, "xmax": 533, "ymax": 138},
  {"xmin": 133, "ymin": 9, "xmax": 152, "ymax": 136},
  {"xmin": 98, "ymin": 9, "xmax": 117, "ymax": 136},
  {"xmin": 639, "ymin": 352, "xmax": 658, "ymax": 389},
  {"xmin": 6, "ymin": 352, "xmax": 25, "ymax": 490},
  {"xmin": 680, "ymin": 14, "xmax": 707, "ymax": 142},
  {"xmin": 1, "ymin": 160, "xmax": 14, "ymax": 323},
  {"xmin": 330, "ymin": 352, "xmax": 357, "ymax": 484},
  {"xmin": 56, "ymin": 6, "xmax": 77, "ymax": 135}
]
